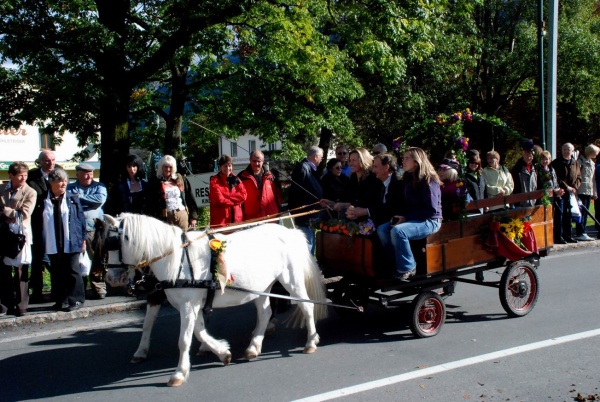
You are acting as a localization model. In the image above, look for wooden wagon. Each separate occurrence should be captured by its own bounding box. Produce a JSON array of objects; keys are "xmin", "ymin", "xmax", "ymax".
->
[{"xmin": 316, "ymin": 190, "xmax": 553, "ymax": 338}]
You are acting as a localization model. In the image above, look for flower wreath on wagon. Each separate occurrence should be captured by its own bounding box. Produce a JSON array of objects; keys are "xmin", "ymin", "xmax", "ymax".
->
[{"xmin": 481, "ymin": 215, "xmax": 538, "ymax": 261}]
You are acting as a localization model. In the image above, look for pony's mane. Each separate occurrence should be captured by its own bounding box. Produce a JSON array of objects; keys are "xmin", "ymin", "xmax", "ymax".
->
[{"xmin": 120, "ymin": 213, "xmax": 182, "ymax": 281}]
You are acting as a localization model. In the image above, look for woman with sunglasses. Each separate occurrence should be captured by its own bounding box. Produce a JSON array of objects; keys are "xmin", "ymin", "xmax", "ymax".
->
[
  {"xmin": 334, "ymin": 145, "xmax": 352, "ymax": 177},
  {"xmin": 321, "ymin": 158, "xmax": 350, "ymax": 205}
]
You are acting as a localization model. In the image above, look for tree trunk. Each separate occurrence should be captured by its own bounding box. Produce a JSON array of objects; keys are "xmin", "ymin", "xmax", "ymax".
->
[{"xmin": 164, "ymin": 61, "xmax": 190, "ymax": 158}]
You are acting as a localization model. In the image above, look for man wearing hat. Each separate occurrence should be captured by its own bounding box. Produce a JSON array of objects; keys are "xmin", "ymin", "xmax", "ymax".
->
[
  {"xmin": 510, "ymin": 139, "xmax": 538, "ymax": 207},
  {"xmin": 67, "ymin": 163, "xmax": 108, "ymax": 299}
]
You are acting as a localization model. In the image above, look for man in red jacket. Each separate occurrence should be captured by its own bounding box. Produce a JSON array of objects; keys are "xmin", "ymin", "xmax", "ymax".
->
[{"xmin": 239, "ymin": 150, "xmax": 282, "ymax": 220}]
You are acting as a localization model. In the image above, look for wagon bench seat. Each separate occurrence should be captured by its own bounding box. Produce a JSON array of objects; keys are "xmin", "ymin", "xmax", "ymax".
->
[{"xmin": 316, "ymin": 190, "xmax": 553, "ymax": 279}]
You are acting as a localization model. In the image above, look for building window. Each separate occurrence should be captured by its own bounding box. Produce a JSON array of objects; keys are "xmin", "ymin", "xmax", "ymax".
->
[
  {"xmin": 249, "ymin": 140, "xmax": 256, "ymax": 153},
  {"xmin": 230, "ymin": 142, "xmax": 238, "ymax": 157},
  {"xmin": 268, "ymin": 143, "xmax": 277, "ymax": 151},
  {"xmin": 40, "ymin": 133, "xmax": 55, "ymax": 150}
]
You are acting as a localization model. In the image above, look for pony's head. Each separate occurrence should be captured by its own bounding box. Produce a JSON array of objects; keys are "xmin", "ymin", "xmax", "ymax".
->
[{"xmin": 118, "ymin": 213, "xmax": 183, "ymax": 281}]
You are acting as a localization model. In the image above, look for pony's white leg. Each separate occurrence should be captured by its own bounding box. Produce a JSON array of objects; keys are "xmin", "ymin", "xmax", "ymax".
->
[
  {"xmin": 193, "ymin": 315, "xmax": 232, "ymax": 365},
  {"xmin": 297, "ymin": 301, "xmax": 319, "ymax": 354},
  {"xmin": 245, "ymin": 296, "xmax": 272, "ymax": 360},
  {"xmin": 131, "ymin": 303, "xmax": 161, "ymax": 363},
  {"xmin": 281, "ymin": 284, "xmax": 320, "ymax": 354},
  {"xmin": 168, "ymin": 302, "xmax": 200, "ymax": 387}
]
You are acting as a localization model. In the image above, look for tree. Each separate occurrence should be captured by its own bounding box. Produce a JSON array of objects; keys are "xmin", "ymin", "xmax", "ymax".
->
[{"xmin": 0, "ymin": 0, "xmax": 256, "ymax": 195}]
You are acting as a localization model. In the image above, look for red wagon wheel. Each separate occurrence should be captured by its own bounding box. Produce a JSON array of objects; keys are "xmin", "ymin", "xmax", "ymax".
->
[
  {"xmin": 499, "ymin": 260, "xmax": 540, "ymax": 317},
  {"xmin": 409, "ymin": 291, "xmax": 446, "ymax": 338}
]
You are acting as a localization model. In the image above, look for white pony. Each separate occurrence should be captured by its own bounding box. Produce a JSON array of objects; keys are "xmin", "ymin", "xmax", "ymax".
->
[{"xmin": 107, "ymin": 213, "xmax": 327, "ymax": 387}]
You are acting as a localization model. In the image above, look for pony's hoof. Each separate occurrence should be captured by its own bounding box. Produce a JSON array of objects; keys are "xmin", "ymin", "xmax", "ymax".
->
[
  {"xmin": 130, "ymin": 356, "xmax": 146, "ymax": 364},
  {"xmin": 303, "ymin": 346, "xmax": 317, "ymax": 354},
  {"xmin": 244, "ymin": 351, "xmax": 258, "ymax": 360},
  {"xmin": 167, "ymin": 377, "xmax": 185, "ymax": 387},
  {"xmin": 222, "ymin": 352, "xmax": 232, "ymax": 366}
]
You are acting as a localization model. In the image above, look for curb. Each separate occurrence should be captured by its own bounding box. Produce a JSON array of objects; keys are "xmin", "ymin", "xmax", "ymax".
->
[
  {"xmin": 550, "ymin": 239, "xmax": 600, "ymax": 252},
  {"xmin": 0, "ymin": 300, "xmax": 146, "ymax": 330}
]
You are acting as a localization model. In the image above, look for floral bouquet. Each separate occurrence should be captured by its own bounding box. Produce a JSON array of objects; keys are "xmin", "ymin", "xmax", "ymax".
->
[
  {"xmin": 481, "ymin": 215, "xmax": 538, "ymax": 261},
  {"xmin": 310, "ymin": 218, "xmax": 375, "ymax": 237}
]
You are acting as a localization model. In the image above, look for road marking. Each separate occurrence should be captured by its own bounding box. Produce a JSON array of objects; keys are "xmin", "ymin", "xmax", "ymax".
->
[{"xmin": 293, "ymin": 328, "xmax": 600, "ymax": 402}]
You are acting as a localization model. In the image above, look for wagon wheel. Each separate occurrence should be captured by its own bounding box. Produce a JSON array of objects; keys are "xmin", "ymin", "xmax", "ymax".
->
[
  {"xmin": 331, "ymin": 283, "xmax": 368, "ymax": 320},
  {"xmin": 499, "ymin": 260, "xmax": 539, "ymax": 317},
  {"xmin": 409, "ymin": 291, "xmax": 446, "ymax": 338}
]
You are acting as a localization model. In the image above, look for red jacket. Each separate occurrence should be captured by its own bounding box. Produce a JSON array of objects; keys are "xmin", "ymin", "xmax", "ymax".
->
[
  {"xmin": 239, "ymin": 167, "xmax": 282, "ymax": 220},
  {"xmin": 209, "ymin": 172, "xmax": 247, "ymax": 227}
]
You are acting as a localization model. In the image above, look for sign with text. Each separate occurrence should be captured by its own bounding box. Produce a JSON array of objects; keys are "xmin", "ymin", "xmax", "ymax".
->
[
  {"xmin": 0, "ymin": 127, "xmax": 40, "ymax": 161},
  {"xmin": 186, "ymin": 168, "xmax": 244, "ymax": 208}
]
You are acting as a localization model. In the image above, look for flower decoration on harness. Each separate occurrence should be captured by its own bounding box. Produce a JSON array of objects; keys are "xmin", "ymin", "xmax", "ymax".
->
[
  {"xmin": 209, "ymin": 238, "xmax": 226, "ymax": 253},
  {"xmin": 208, "ymin": 236, "xmax": 233, "ymax": 294}
]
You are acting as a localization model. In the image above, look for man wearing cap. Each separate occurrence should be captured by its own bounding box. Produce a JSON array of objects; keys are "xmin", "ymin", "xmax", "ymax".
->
[
  {"xmin": 67, "ymin": 163, "xmax": 108, "ymax": 299},
  {"xmin": 510, "ymin": 141, "xmax": 538, "ymax": 207},
  {"xmin": 372, "ymin": 143, "xmax": 388, "ymax": 156}
]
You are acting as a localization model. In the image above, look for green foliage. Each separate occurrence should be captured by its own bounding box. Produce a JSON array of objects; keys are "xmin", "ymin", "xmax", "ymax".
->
[{"xmin": 401, "ymin": 109, "xmax": 523, "ymax": 167}]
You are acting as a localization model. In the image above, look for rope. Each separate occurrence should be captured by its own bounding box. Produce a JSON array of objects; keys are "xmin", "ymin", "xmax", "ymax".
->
[{"xmin": 132, "ymin": 207, "xmax": 324, "ymax": 270}]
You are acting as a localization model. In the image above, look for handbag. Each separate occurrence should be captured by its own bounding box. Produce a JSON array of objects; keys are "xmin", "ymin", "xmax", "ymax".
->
[
  {"xmin": 0, "ymin": 214, "xmax": 26, "ymax": 259},
  {"xmin": 79, "ymin": 251, "xmax": 91, "ymax": 276},
  {"xmin": 569, "ymin": 193, "xmax": 582, "ymax": 223}
]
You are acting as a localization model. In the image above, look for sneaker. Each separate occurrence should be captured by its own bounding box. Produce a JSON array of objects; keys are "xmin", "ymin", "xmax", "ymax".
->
[
  {"xmin": 393, "ymin": 269, "xmax": 416, "ymax": 282},
  {"xmin": 575, "ymin": 234, "xmax": 594, "ymax": 242},
  {"xmin": 564, "ymin": 238, "xmax": 578, "ymax": 244},
  {"xmin": 67, "ymin": 302, "xmax": 83, "ymax": 312}
]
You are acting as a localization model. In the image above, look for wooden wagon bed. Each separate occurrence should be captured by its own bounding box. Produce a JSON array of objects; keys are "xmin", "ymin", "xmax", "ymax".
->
[
  {"xmin": 315, "ymin": 190, "xmax": 553, "ymax": 338},
  {"xmin": 317, "ymin": 190, "xmax": 553, "ymax": 279}
]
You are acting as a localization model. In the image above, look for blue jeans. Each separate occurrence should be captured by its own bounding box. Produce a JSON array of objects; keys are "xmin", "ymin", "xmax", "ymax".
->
[
  {"xmin": 297, "ymin": 225, "xmax": 316, "ymax": 256},
  {"xmin": 377, "ymin": 219, "xmax": 442, "ymax": 273}
]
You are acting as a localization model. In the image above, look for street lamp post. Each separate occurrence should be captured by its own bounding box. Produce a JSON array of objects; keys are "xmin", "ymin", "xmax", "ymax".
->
[{"xmin": 538, "ymin": 0, "xmax": 546, "ymax": 150}]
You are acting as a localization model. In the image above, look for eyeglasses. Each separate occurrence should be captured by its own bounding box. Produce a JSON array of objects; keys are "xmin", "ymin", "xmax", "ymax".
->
[
  {"xmin": 372, "ymin": 151, "xmax": 380, "ymax": 155},
  {"xmin": 337, "ymin": 151, "xmax": 347, "ymax": 155}
]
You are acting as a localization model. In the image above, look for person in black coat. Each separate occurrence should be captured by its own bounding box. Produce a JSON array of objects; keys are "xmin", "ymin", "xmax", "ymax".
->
[
  {"xmin": 464, "ymin": 154, "xmax": 486, "ymax": 213},
  {"xmin": 25, "ymin": 150, "xmax": 56, "ymax": 302},
  {"xmin": 288, "ymin": 146, "xmax": 324, "ymax": 254},
  {"xmin": 321, "ymin": 158, "xmax": 350, "ymax": 204},
  {"xmin": 117, "ymin": 154, "xmax": 148, "ymax": 214}
]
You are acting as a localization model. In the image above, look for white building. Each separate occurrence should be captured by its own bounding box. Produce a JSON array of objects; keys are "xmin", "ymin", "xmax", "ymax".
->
[
  {"xmin": 217, "ymin": 132, "xmax": 282, "ymax": 170},
  {"xmin": 0, "ymin": 124, "xmax": 99, "ymax": 181}
]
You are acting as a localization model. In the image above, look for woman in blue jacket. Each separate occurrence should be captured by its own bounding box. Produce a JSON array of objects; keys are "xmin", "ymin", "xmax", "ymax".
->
[{"xmin": 43, "ymin": 167, "xmax": 87, "ymax": 312}]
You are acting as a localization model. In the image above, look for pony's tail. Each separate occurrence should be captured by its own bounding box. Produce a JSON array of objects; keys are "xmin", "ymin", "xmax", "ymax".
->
[{"xmin": 286, "ymin": 248, "xmax": 328, "ymax": 328}]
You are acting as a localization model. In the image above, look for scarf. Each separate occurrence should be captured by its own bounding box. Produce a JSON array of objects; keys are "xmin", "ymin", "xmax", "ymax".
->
[{"xmin": 43, "ymin": 192, "xmax": 71, "ymax": 254}]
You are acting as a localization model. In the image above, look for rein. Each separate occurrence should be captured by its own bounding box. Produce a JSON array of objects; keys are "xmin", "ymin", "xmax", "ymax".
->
[
  {"xmin": 131, "ymin": 276, "xmax": 363, "ymax": 312},
  {"xmin": 132, "ymin": 208, "xmax": 323, "ymax": 270}
]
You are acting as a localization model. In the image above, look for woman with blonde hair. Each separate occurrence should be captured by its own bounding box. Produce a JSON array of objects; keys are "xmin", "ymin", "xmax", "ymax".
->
[
  {"xmin": 575, "ymin": 144, "xmax": 599, "ymax": 241},
  {"xmin": 147, "ymin": 155, "xmax": 198, "ymax": 231},
  {"xmin": 329, "ymin": 148, "xmax": 379, "ymax": 218},
  {"xmin": 377, "ymin": 147, "xmax": 443, "ymax": 281}
]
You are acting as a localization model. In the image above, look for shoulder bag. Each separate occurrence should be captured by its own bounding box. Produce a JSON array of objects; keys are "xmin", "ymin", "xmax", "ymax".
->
[{"xmin": 0, "ymin": 213, "xmax": 26, "ymax": 259}]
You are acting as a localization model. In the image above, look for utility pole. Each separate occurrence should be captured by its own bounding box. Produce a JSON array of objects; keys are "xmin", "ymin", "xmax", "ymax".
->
[{"xmin": 547, "ymin": 0, "xmax": 559, "ymax": 155}]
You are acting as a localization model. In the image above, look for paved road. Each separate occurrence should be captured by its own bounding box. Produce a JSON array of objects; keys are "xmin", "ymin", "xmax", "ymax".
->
[{"xmin": 1, "ymin": 246, "xmax": 599, "ymax": 402}]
